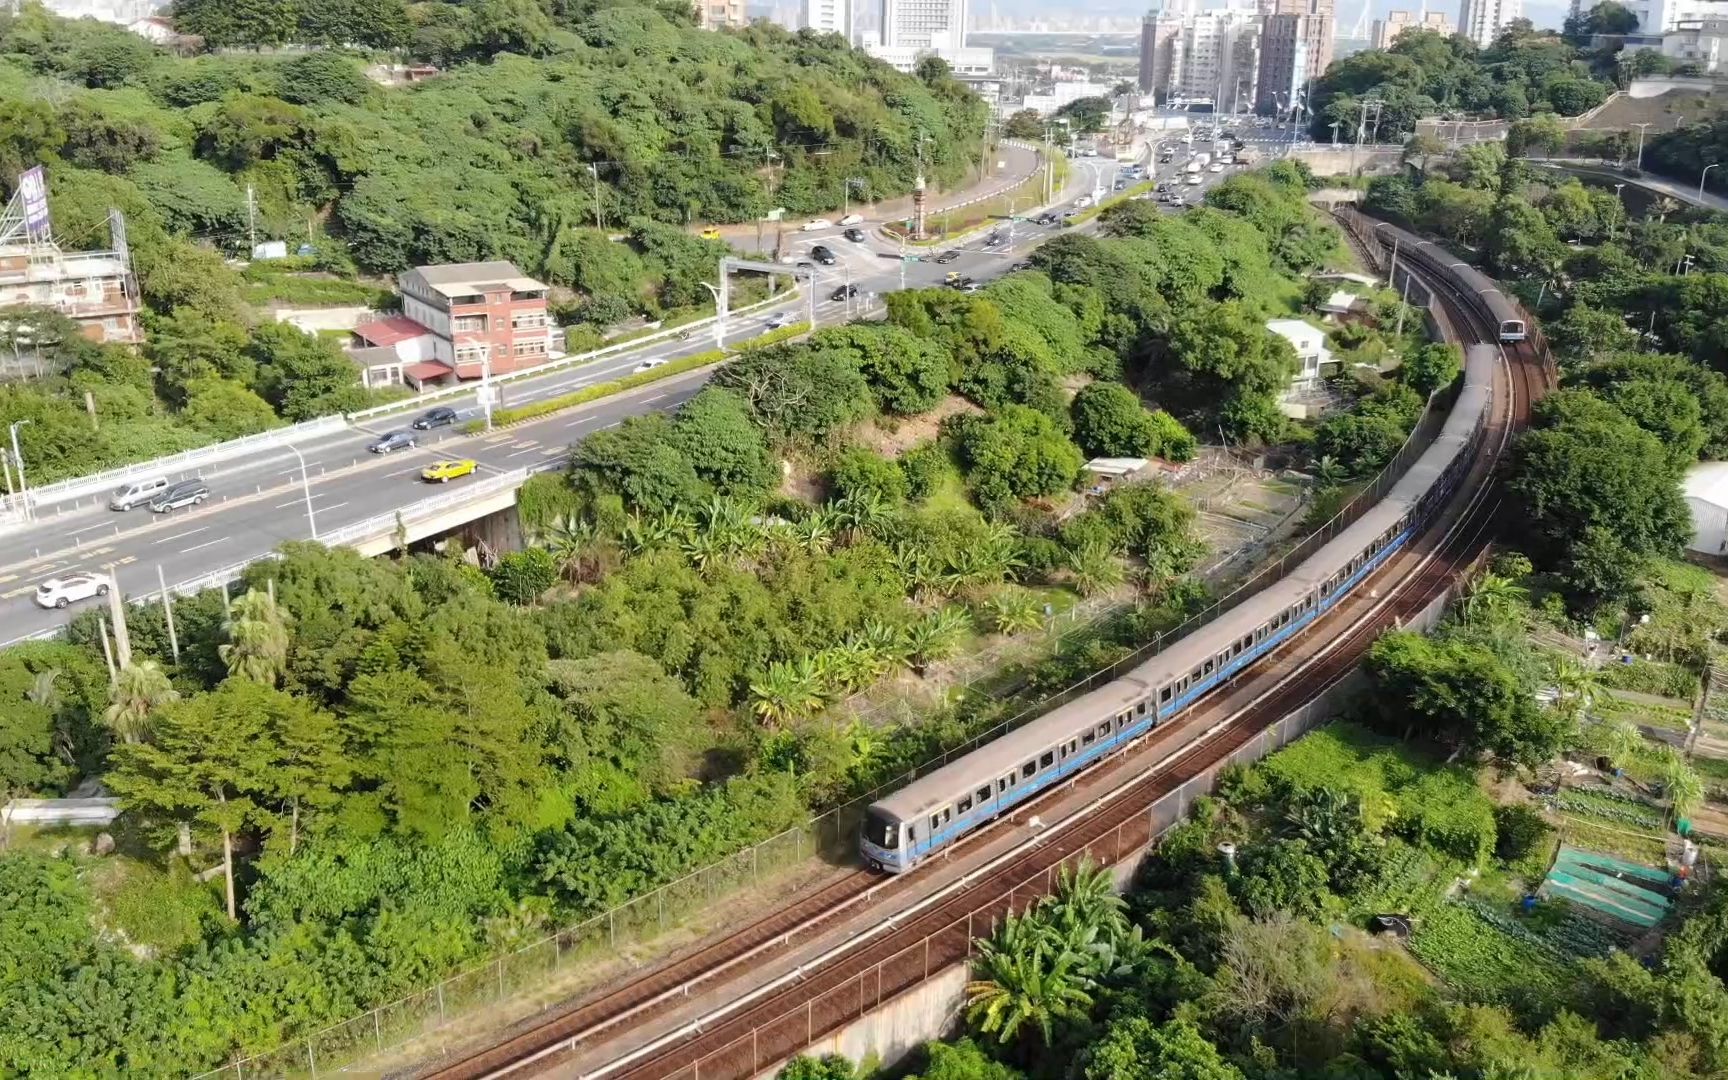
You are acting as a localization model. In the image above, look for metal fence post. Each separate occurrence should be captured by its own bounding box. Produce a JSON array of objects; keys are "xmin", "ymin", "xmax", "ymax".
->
[
  {"xmin": 437, "ymin": 982, "xmax": 445, "ymax": 1022},
  {"xmin": 496, "ymin": 958, "xmax": 505, "ymax": 1001},
  {"xmin": 610, "ymin": 909, "xmax": 617, "ymax": 951},
  {"xmin": 374, "ymin": 1009, "xmax": 383, "ymax": 1054},
  {"xmin": 307, "ymin": 1043, "xmax": 317, "ymax": 1078}
]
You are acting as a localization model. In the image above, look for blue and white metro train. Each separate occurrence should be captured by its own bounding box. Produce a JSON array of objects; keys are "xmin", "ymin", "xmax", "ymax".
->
[
  {"xmin": 860, "ymin": 316, "xmax": 1501, "ymax": 873},
  {"xmin": 1374, "ymin": 220, "xmax": 1527, "ymax": 345}
]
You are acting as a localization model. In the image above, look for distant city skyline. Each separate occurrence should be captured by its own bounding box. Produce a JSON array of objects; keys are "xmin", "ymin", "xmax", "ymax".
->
[{"xmin": 964, "ymin": 0, "xmax": 1566, "ymax": 33}]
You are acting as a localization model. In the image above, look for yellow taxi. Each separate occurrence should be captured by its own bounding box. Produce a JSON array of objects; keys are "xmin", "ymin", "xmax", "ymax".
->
[
  {"xmin": 421, "ymin": 459, "xmax": 478, "ymax": 483},
  {"xmin": 700, "ymin": 227, "xmax": 723, "ymax": 241}
]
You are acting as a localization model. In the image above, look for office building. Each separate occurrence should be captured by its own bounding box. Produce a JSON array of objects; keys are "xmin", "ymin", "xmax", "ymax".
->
[
  {"xmin": 1140, "ymin": 10, "xmax": 1185, "ymax": 93},
  {"xmin": 1625, "ymin": 0, "xmax": 1728, "ymax": 32},
  {"xmin": 1458, "ymin": 0, "xmax": 1520, "ymax": 46},
  {"xmin": 802, "ymin": 0, "xmax": 850, "ymax": 36},
  {"xmin": 697, "ymin": 0, "xmax": 749, "ymax": 30},
  {"xmin": 866, "ymin": 0, "xmax": 992, "ymax": 73},
  {"xmin": 881, "ymin": 0, "xmax": 966, "ymax": 48},
  {"xmin": 1371, "ymin": 9, "xmax": 1452, "ymax": 47}
]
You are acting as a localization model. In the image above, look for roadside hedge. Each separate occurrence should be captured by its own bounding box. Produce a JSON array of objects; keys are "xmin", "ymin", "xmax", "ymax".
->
[{"xmin": 461, "ymin": 321, "xmax": 812, "ymax": 432}]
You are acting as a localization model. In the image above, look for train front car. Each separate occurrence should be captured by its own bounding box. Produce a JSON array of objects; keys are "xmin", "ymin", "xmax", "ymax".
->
[{"xmin": 860, "ymin": 806, "xmax": 908, "ymax": 873}]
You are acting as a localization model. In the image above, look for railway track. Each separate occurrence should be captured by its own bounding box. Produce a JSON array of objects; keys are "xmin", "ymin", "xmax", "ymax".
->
[{"xmin": 414, "ymin": 223, "xmax": 1551, "ymax": 1080}]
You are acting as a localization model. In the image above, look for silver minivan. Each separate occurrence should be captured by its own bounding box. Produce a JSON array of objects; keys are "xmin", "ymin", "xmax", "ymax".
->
[{"xmin": 110, "ymin": 476, "xmax": 168, "ymax": 511}]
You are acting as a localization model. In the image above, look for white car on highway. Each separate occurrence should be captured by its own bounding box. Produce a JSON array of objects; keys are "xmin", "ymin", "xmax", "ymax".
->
[
  {"xmin": 634, "ymin": 357, "xmax": 669, "ymax": 373},
  {"xmin": 765, "ymin": 313, "xmax": 795, "ymax": 330},
  {"xmin": 801, "ymin": 218, "xmax": 834, "ymax": 232},
  {"xmin": 838, "ymin": 213, "xmax": 864, "ymax": 226},
  {"xmin": 36, "ymin": 572, "xmax": 114, "ymax": 610}
]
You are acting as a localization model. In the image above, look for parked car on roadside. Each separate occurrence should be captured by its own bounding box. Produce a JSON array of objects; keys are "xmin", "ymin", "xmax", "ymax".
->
[
  {"xmin": 109, "ymin": 476, "xmax": 168, "ymax": 511},
  {"xmin": 801, "ymin": 218, "xmax": 833, "ymax": 231},
  {"xmin": 842, "ymin": 227, "xmax": 867, "ymax": 243},
  {"xmin": 150, "ymin": 478, "xmax": 209, "ymax": 514}
]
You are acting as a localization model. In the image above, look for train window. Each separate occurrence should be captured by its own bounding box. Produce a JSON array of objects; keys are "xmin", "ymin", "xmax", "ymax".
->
[
  {"xmin": 1160, "ymin": 686, "xmax": 1172, "ymax": 703},
  {"xmin": 1136, "ymin": 701, "xmax": 1148, "ymax": 716},
  {"xmin": 977, "ymin": 786, "xmax": 991, "ymax": 804},
  {"xmin": 1069, "ymin": 738, "xmax": 1080, "ymax": 754},
  {"xmin": 1117, "ymin": 713, "xmax": 1128, "ymax": 729},
  {"xmin": 1021, "ymin": 761, "xmax": 1035, "ymax": 779},
  {"xmin": 1082, "ymin": 730, "xmax": 1096, "ymax": 746},
  {"xmin": 1097, "ymin": 722, "xmax": 1110, "ymax": 739},
  {"xmin": 1040, "ymin": 751, "xmax": 1054, "ymax": 769},
  {"xmin": 1190, "ymin": 666, "xmax": 1202, "ymax": 683},
  {"xmin": 930, "ymin": 814, "xmax": 941, "ymax": 832},
  {"xmin": 959, "ymin": 796, "xmax": 973, "ymax": 813},
  {"xmin": 999, "ymin": 775, "xmax": 1011, "ymax": 793}
]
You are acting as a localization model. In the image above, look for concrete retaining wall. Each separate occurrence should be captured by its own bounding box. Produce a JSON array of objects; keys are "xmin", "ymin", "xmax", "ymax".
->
[
  {"xmin": 3, "ymin": 798, "xmax": 119, "ymax": 826},
  {"xmin": 1290, "ymin": 147, "xmax": 1405, "ymax": 177},
  {"xmin": 752, "ymin": 965, "xmax": 970, "ymax": 1080}
]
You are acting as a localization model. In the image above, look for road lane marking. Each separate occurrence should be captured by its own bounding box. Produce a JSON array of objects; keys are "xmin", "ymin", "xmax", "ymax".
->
[
  {"xmin": 319, "ymin": 503, "xmax": 348, "ymax": 514},
  {"xmin": 507, "ymin": 445, "xmax": 542, "ymax": 458},
  {"xmin": 540, "ymin": 446, "xmax": 565, "ymax": 455},
  {"xmin": 181, "ymin": 537, "xmax": 228, "ymax": 554},
  {"xmin": 152, "ymin": 527, "xmax": 209, "ymax": 546},
  {"xmin": 67, "ymin": 521, "xmax": 116, "ymax": 536},
  {"xmin": 0, "ymin": 574, "xmax": 13, "ymax": 585},
  {"xmin": 642, "ymin": 394, "xmax": 669, "ymax": 404}
]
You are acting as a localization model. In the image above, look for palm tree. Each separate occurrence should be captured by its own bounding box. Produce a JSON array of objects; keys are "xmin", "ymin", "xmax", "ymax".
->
[
  {"xmin": 829, "ymin": 492, "xmax": 890, "ymax": 543},
  {"xmin": 966, "ymin": 912, "xmax": 1096, "ymax": 1047},
  {"xmin": 681, "ymin": 528, "xmax": 729, "ymax": 573},
  {"xmin": 219, "ymin": 587, "xmax": 291, "ymax": 686},
  {"xmin": 1312, "ymin": 454, "xmax": 1348, "ymax": 488},
  {"xmin": 103, "ymin": 660, "xmax": 177, "ymax": 744},
  {"xmin": 901, "ymin": 607, "xmax": 972, "ymax": 675},
  {"xmin": 790, "ymin": 514, "xmax": 834, "ymax": 555},
  {"xmin": 1045, "ymin": 859, "xmax": 1128, "ymax": 942},
  {"xmin": 1067, "ymin": 541, "xmax": 1126, "ymax": 597},
  {"xmin": 1549, "ymin": 657, "xmax": 1601, "ymax": 725},
  {"xmin": 540, "ymin": 514, "xmax": 598, "ymax": 581},
  {"xmin": 1461, "ymin": 571, "xmax": 1527, "ymax": 625},
  {"xmin": 748, "ymin": 656, "xmax": 828, "ymax": 728},
  {"xmin": 987, "ymin": 589, "xmax": 1046, "ymax": 636}
]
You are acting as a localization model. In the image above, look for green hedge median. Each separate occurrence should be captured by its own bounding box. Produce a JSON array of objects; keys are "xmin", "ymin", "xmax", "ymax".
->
[{"xmin": 458, "ymin": 321, "xmax": 811, "ymax": 433}]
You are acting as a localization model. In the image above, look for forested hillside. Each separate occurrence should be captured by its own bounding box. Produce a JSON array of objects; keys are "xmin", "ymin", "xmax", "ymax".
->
[
  {"xmin": 0, "ymin": 1, "xmax": 984, "ymax": 483},
  {"xmin": 0, "ymin": 163, "xmax": 1418, "ymax": 1075}
]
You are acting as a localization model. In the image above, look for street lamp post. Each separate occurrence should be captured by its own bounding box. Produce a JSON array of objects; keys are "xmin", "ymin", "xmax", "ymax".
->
[
  {"xmin": 1614, "ymin": 182, "xmax": 1626, "ymax": 237},
  {"xmin": 1701, "ymin": 163, "xmax": 1719, "ymax": 201},
  {"xmin": 283, "ymin": 443, "xmax": 317, "ymax": 540},
  {"xmin": 699, "ymin": 280, "xmax": 725, "ymax": 350},
  {"xmin": 1632, "ymin": 122, "xmax": 1653, "ymax": 170},
  {"xmin": 7, "ymin": 419, "xmax": 29, "ymax": 519},
  {"xmin": 585, "ymin": 163, "xmax": 603, "ymax": 230}
]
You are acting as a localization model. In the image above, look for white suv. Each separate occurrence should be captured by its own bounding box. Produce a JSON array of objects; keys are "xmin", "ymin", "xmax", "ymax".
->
[{"xmin": 36, "ymin": 572, "xmax": 114, "ymax": 609}]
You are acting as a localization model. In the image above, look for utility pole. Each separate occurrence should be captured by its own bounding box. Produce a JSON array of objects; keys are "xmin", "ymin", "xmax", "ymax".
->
[
  {"xmin": 7, "ymin": 420, "xmax": 29, "ymax": 521},
  {"xmin": 157, "ymin": 565, "xmax": 179, "ymax": 664},
  {"xmin": 586, "ymin": 163, "xmax": 603, "ymax": 230},
  {"xmin": 1632, "ymin": 122, "xmax": 1652, "ymax": 170},
  {"xmin": 245, "ymin": 185, "xmax": 258, "ymax": 251}
]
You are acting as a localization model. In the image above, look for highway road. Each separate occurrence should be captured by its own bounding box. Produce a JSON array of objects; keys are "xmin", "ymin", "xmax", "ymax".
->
[{"xmin": 0, "ymin": 137, "xmax": 1250, "ymax": 643}]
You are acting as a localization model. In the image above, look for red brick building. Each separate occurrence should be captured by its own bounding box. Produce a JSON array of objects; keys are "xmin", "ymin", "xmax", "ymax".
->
[{"xmin": 352, "ymin": 260, "xmax": 554, "ymax": 386}]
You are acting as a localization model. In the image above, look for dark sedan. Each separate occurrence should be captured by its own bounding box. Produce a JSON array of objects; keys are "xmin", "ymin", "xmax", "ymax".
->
[
  {"xmin": 934, "ymin": 249, "xmax": 962, "ymax": 264},
  {"xmin": 829, "ymin": 284, "xmax": 859, "ymax": 301},
  {"xmin": 842, "ymin": 227, "xmax": 867, "ymax": 243},
  {"xmin": 810, "ymin": 245, "xmax": 838, "ymax": 265}
]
